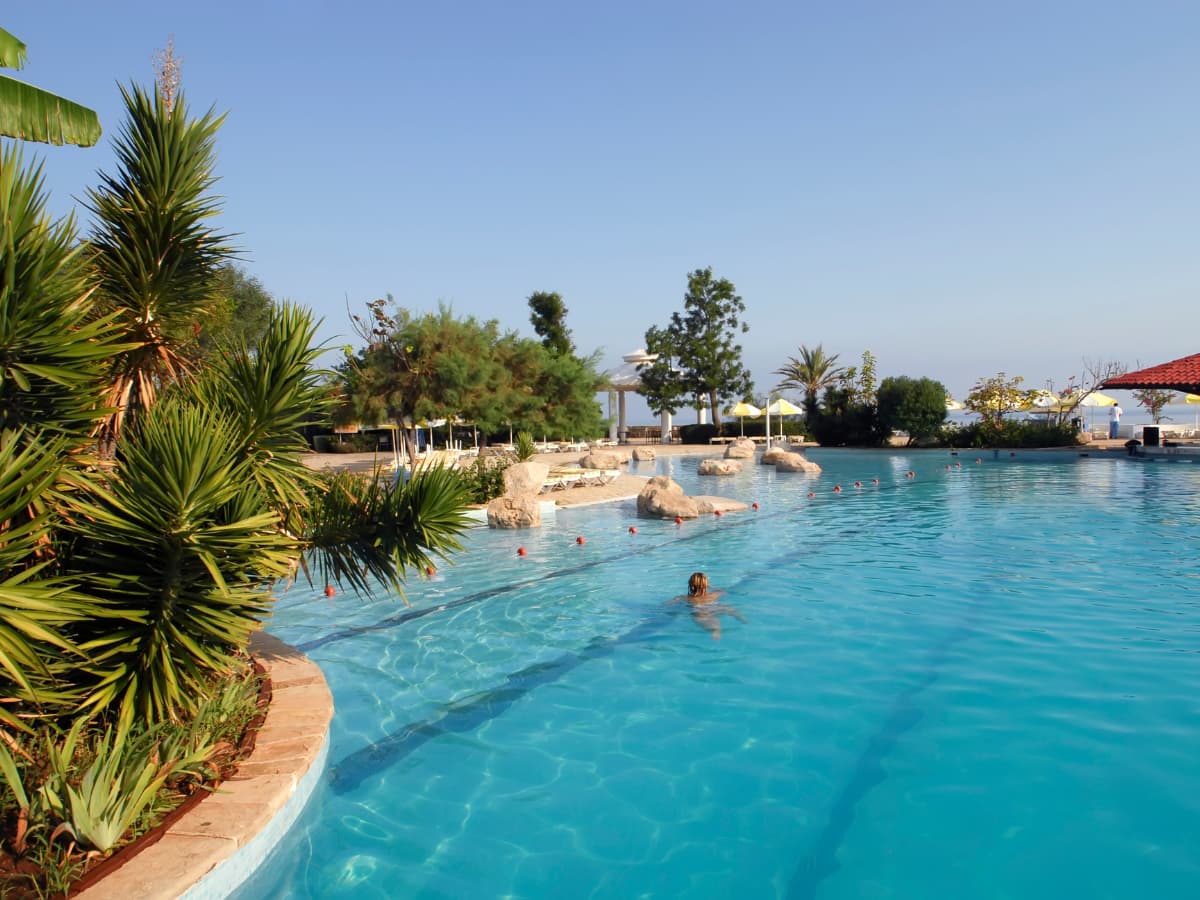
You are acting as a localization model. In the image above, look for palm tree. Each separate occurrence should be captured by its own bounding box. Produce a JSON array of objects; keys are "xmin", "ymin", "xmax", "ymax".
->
[
  {"xmin": 0, "ymin": 27, "xmax": 101, "ymax": 146},
  {"xmin": 86, "ymin": 83, "xmax": 233, "ymax": 447},
  {"xmin": 774, "ymin": 344, "xmax": 845, "ymax": 418}
]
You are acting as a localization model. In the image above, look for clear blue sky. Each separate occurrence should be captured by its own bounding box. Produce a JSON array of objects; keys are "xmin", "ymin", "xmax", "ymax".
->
[{"xmin": 7, "ymin": 2, "xmax": 1200, "ymax": 422}]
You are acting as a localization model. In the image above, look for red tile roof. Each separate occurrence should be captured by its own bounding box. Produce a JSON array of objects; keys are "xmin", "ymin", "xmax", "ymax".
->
[{"xmin": 1101, "ymin": 352, "xmax": 1200, "ymax": 393}]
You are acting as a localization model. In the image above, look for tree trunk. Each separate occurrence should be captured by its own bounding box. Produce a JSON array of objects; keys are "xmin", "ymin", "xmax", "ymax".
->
[{"xmin": 709, "ymin": 389, "xmax": 722, "ymax": 429}]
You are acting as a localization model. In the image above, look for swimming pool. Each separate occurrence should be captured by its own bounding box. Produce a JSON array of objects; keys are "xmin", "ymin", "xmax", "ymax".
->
[{"xmin": 234, "ymin": 450, "xmax": 1200, "ymax": 899}]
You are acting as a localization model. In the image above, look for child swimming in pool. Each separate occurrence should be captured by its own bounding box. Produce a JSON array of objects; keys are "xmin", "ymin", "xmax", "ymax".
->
[{"xmin": 667, "ymin": 572, "xmax": 746, "ymax": 640}]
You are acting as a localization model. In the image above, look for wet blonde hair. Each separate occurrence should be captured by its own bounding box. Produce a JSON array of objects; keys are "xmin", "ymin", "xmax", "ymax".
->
[{"xmin": 688, "ymin": 572, "xmax": 708, "ymax": 596}]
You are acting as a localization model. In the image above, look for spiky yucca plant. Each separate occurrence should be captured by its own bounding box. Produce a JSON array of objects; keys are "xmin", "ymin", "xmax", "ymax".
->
[{"xmin": 85, "ymin": 83, "xmax": 233, "ymax": 446}]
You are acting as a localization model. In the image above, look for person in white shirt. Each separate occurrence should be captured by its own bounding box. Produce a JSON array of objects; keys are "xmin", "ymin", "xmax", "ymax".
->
[{"xmin": 1109, "ymin": 402, "xmax": 1123, "ymax": 439}]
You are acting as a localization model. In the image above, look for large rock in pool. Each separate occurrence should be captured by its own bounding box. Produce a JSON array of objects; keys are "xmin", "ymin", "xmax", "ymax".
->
[
  {"xmin": 580, "ymin": 451, "xmax": 624, "ymax": 469},
  {"xmin": 760, "ymin": 446, "xmax": 790, "ymax": 465},
  {"xmin": 503, "ymin": 461, "xmax": 550, "ymax": 497},
  {"xmin": 486, "ymin": 496, "xmax": 542, "ymax": 528},
  {"xmin": 724, "ymin": 438, "xmax": 757, "ymax": 459},
  {"xmin": 698, "ymin": 458, "xmax": 742, "ymax": 476},
  {"xmin": 773, "ymin": 452, "xmax": 822, "ymax": 473},
  {"xmin": 632, "ymin": 447, "xmax": 656, "ymax": 461},
  {"xmin": 637, "ymin": 475, "xmax": 700, "ymax": 519}
]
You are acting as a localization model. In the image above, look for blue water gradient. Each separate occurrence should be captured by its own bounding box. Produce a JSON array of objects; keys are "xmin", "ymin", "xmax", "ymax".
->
[{"xmin": 233, "ymin": 449, "xmax": 1200, "ymax": 899}]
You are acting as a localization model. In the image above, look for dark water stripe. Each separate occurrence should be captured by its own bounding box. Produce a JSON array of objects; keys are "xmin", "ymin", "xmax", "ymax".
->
[
  {"xmin": 785, "ymin": 609, "xmax": 981, "ymax": 899},
  {"xmin": 328, "ymin": 611, "xmax": 676, "ymax": 793}
]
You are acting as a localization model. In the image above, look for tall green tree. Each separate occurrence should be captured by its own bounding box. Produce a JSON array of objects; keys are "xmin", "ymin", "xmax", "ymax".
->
[
  {"xmin": 0, "ymin": 27, "xmax": 101, "ymax": 147},
  {"xmin": 86, "ymin": 83, "xmax": 234, "ymax": 445},
  {"xmin": 527, "ymin": 290, "xmax": 574, "ymax": 356},
  {"xmin": 876, "ymin": 376, "xmax": 948, "ymax": 445},
  {"xmin": 640, "ymin": 267, "xmax": 753, "ymax": 429},
  {"xmin": 774, "ymin": 344, "xmax": 844, "ymax": 419}
]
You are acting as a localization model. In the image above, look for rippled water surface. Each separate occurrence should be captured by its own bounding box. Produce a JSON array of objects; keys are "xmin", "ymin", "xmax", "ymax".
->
[{"xmin": 234, "ymin": 450, "xmax": 1200, "ymax": 899}]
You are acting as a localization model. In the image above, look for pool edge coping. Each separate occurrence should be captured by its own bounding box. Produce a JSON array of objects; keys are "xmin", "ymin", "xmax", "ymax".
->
[{"xmin": 76, "ymin": 630, "xmax": 332, "ymax": 900}]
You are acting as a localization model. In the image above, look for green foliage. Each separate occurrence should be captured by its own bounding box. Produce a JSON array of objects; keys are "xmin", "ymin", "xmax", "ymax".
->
[
  {"xmin": 1133, "ymin": 388, "xmax": 1175, "ymax": 424},
  {"xmin": 197, "ymin": 264, "xmax": 276, "ymax": 354},
  {"xmin": 39, "ymin": 718, "xmax": 183, "ymax": 854},
  {"xmin": 340, "ymin": 300, "xmax": 601, "ymax": 447},
  {"xmin": 515, "ymin": 431, "xmax": 536, "ymax": 461},
  {"xmin": 807, "ymin": 387, "xmax": 878, "ymax": 446},
  {"xmin": 838, "ymin": 350, "xmax": 878, "ymax": 405},
  {"xmin": 0, "ymin": 27, "xmax": 101, "ymax": 147},
  {"xmin": 876, "ymin": 376, "xmax": 948, "ymax": 444},
  {"xmin": 454, "ymin": 455, "xmax": 513, "ymax": 504},
  {"xmin": 944, "ymin": 420, "xmax": 1079, "ymax": 449},
  {"xmin": 527, "ymin": 290, "xmax": 574, "ymax": 356},
  {"xmin": 640, "ymin": 267, "xmax": 754, "ymax": 427},
  {"xmin": 301, "ymin": 466, "xmax": 471, "ymax": 599},
  {"xmin": 773, "ymin": 343, "xmax": 844, "ymax": 418},
  {"xmin": 964, "ymin": 373, "xmax": 1038, "ymax": 429},
  {"xmin": 679, "ymin": 423, "xmax": 719, "ymax": 445},
  {"xmin": 0, "ymin": 146, "xmax": 125, "ymax": 449},
  {"xmin": 86, "ymin": 83, "xmax": 234, "ymax": 444},
  {"xmin": 64, "ymin": 399, "xmax": 287, "ymax": 728}
]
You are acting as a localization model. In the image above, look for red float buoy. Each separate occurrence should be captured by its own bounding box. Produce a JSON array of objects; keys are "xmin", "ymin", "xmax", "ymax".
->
[
  {"xmin": 629, "ymin": 526, "xmax": 637, "ymax": 534},
  {"xmin": 833, "ymin": 485, "xmax": 842, "ymax": 493},
  {"xmin": 517, "ymin": 546, "xmax": 527, "ymax": 556},
  {"xmin": 807, "ymin": 492, "xmax": 815, "ymax": 498},
  {"xmin": 854, "ymin": 481, "xmax": 862, "ymax": 488},
  {"xmin": 872, "ymin": 478, "xmax": 879, "ymax": 485},
  {"xmin": 324, "ymin": 584, "xmax": 335, "ymax": 598},
  {"xmin": 426, "ymin": 566, "xmax": 436, "ymax": 576},
  {"xmin": 576, "ymin": 536, "xmax": 586, "ymax": 545},
  {"xmin": 675, "ymin": 516, "xmax": 683, "ymax": 525},
  {"xmin": 714, "ymin": 509, "xmax": 723, "ymax": 516},
  {"xmin": 752, "ymin": 502, "xmax": 759, "ymax": 510},
  {"xmin": 955, "ymin": 462, "xmax": 962, "ymax": 468}
]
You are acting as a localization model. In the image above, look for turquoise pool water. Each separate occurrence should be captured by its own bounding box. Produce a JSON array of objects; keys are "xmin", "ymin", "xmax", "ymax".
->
[{"xmin": 235, "ymin": 450, "xmax": 1200, "ymax": 899}]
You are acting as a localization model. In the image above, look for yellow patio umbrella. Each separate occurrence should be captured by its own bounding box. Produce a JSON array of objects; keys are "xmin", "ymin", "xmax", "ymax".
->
[
  {"xmin": 727, "ymin": 401, "xmax": 762, "ymax": 436},
  {"xmin": 1187, "ymin": 393, "xmax": 1200, "ymax": 430},
  {"xmin": 945, "ymin": 396, "xmax": 964, "ymax": 411}
]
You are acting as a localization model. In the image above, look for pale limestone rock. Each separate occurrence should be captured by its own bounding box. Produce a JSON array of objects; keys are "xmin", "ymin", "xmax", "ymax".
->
[
  {"xmin": 503, "ymin": 461, "xmax": 550, "ymax": 497},
  {"xmin": 637, "ymin": 475, "xmax": 700, "ymax": 519},
  {"xmin": 486, "ymin": 496, "xmax": 541, "ymax": 528},
  {"xmin": 580, "ymin": 451, "xmax": 624, "ymax": 469},
  {"xmin": 760, "ymin": 446, "xmax": 790, "ymax": 465},
  {"xmin": 694, "ymin": 496, "xmax": 749, "ymax": 514},
  {"xmin": 698, "ymin": 458, "xmax": 743, "ymax": 476},
  {"xmin": 632, "ymin": 447, "xmax": 656, "ymax": 461},
  {"xmin": 724, "ymin": 438, "xmax": 757, "ymax": 459},
  {"xmin": 774, "ymin": 452, "xmax": 822, "ymax": 473}
]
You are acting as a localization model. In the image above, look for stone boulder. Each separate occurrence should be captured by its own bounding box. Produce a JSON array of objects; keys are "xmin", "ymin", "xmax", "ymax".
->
[
  {"xmin": 724, "ymin": 438, "xmax": 757, "ymax": 459},
  {"xmin": 637, "ymin": 475, "xmax": 700, "ymax": 519},
  {"xmin": 698, "ymin": 458, "xmax": 742, "ymax": 476},
  {"xmin": 760, "ymin": 446, "xmax": 790, "ymax": 466},
  {"xmin": 694, "ymin": 496, "xmax": 750, "ymax": 514},
  {"xmin": 486, "ymin": 495, "xmax": 541, "ymax": 529},
  {"xmin": 503, "ymin": 461, "xmax": 550, "ymax": 497},
  {"xmin": 580, "ymin": 451, "xmax": 624, "ymax": 470},
  {"xmin": 632, "ymin": 447, "xmax": 656, "ymax": 461},
  {"xmin": 773, "ymin": 452, "xmax": 822, "ymax": 473}
]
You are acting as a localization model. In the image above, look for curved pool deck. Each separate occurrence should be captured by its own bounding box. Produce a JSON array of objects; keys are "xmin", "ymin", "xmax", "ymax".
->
[{"xmin": 77, "ymin": 631, "xmax": 332, "ymax": 900}]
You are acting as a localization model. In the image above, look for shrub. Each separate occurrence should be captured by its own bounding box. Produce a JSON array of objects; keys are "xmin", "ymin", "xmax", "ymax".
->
[
  {"xmin": 455, "ymin": 455, "xmax": 513, "ymax": 504},
  {"xmin": 943, "ymin": 420, "xmax": 1079, "ymax": 448},
  {"xmin": 679, "ymin": 423, "xmax": 719, "ymax": 444}
]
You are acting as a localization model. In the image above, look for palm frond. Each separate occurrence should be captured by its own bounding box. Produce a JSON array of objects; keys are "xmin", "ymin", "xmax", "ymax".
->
[{"xmin": 302, "ymin": 466, "xmax": 472, "ymax": 598}]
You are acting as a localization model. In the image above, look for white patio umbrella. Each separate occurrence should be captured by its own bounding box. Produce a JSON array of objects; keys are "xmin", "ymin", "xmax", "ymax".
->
[
  {"xmin": 727, "ymin": 401, "xmax": 762, "ymax": 436},
  {"xmin": 945, "ymin": 396, "xmax": 964, "ymax": 411},
  {"xmin": 766, "ymin": 398, "xmax": 803, "ymax": 441}
]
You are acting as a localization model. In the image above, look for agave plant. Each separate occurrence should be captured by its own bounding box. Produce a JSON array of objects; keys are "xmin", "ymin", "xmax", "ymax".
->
[{"xmin": 85, "ymin": 83, "xmax": 233, "ymax": 446}]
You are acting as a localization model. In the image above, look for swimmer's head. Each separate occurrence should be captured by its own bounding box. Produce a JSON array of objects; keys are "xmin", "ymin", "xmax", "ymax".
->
[{"xmin": 688, "ymin": 572, "xmax": 708, "ymax": 596}]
